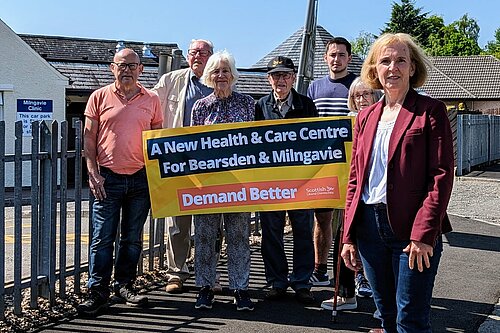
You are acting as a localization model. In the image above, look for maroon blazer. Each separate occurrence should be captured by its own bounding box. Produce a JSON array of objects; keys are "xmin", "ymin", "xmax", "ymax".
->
[{"xmin": 343, "ymin": 89, "xmax": 454, "ymax": 247}]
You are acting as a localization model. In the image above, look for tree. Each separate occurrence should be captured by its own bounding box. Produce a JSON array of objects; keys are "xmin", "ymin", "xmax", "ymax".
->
[
  {"xmin": 427, "ymin": 25, "xmax": 482, "ymax": 56},
  {"xmin": 383, "ymin": 0, "xmax": 482, "ymax": 56},
  {"xmin": 352, "ymin": 31, "xmax": 377, "ymax": 59},
  {"xmin": 484, "ymin": 27, "xmax": 500, "ymax": 59},
  {"xmin": 381, "ymin": 0, "xmax": 436, "ymax": 48},
  {"xmin": 454, "ymin": 14, "xmax": 480, "ymax": 42}
]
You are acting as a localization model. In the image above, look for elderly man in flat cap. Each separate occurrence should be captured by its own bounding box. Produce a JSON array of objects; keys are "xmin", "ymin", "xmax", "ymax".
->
[{"xmin": 255, "ymin": 56, "xmax": 318, "ymax": 304}]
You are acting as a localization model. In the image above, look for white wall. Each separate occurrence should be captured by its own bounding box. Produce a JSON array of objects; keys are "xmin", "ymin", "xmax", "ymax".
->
[{"xmin": 0, "ymin": 19, "xmax": 68, "ymax": 186}]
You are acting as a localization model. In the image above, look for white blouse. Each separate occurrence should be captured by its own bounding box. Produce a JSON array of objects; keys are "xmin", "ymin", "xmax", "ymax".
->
[{"xmin": 361, "ymin": 119, "xmax": 396, "ymax": 204}]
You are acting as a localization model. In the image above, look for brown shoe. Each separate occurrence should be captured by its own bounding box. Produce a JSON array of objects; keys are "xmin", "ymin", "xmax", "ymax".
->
[
  {"xmin": 166, "ymin": 279, "xmax": 184, "ymax": 294},
  {"xmin": 368, "ymin": 329, "xmax": 384, "ymax": 333}
]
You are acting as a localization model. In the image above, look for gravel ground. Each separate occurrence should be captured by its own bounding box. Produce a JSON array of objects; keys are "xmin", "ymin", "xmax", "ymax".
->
[
  {"xmin": 1, "ymin": 177, "xmax": 498, "ymax": 332},
  {"xmin": 447, "ymin": 177, "xmax": 500, "ymax": 225}
]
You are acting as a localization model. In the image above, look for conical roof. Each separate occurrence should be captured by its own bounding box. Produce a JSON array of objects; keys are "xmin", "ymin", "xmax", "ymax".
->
[{"xmin": 251, "ymin": 25, "xmax": 363, "ymax": 79}]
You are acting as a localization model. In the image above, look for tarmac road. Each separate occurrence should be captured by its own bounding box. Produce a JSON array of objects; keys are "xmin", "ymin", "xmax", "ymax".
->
[{"xmin": 38, "ymin": 213, "xmax": 500, "ymax": 333}]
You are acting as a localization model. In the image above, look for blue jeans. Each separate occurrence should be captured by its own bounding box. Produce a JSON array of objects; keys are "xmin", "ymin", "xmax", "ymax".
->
[
  {"xmin": 88, "ymin": 167, "xmax": 151, "ymax": 294},
  {"xmin": 356, "ymin": 203, "xmax": 442, "ymax": 333},
  {"xmin": 260, "ymin": 209, "xmax": 314, "ymax": 291}
]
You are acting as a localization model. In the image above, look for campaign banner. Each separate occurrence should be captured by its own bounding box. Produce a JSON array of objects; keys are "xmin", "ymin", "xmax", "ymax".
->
[{"xmin": 143, "ymin": 117, "xmax": 353, "ymax": 218}]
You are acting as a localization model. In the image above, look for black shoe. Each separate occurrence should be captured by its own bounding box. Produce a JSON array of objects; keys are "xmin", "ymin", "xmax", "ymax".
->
[
  {"xmin": 113, "ymin": 283, "xmax": 148, "ymax": 307},
  {"xmin": 77, "ymin": 289, "xmax": 109, "ymax": 316},
  {"xmin": 233, "ymin": 289, "xmax": 254, "ymax": 311},
  {"xmin": 309, "ymin": 271, "xmax": 331, "ymax": 286},
  {"xmin": 195, "ymin": 286, "xmax": 215, "ymax": 309},
  {"xmin": 265, "ymin": 287, "xmax": 287, "ymax": 300},
  {"xmin": 295, "ymin": 288, "xmax": 315, "ymax": 304}
]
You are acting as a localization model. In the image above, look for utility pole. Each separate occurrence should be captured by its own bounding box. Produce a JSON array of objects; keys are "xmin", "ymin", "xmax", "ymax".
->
[{"xmin": 295, "ymin": 0, "xmax": 318, "ymax": 95}]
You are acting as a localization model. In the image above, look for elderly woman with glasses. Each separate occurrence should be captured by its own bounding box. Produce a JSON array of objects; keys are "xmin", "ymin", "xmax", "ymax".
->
[
  {"xmin": 190, "ymin": 50, "xmax": 255, "ymax": 311},
  {"xmin": 341, "ymin": 33, "xmax": 454, "ymax": 333},
  {"xmin": 347, "ymin": 77, "xmax": 383, "ymax": 116}
]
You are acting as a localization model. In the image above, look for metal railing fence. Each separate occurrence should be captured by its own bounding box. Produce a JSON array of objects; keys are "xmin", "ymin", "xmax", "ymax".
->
[
  {"xmin": 0, "ymin": 119, "xmax": 259, "ymax": 320},
  {"xmin": 456, "ymin": 114, "xmax": 500, "ymax": 175}
]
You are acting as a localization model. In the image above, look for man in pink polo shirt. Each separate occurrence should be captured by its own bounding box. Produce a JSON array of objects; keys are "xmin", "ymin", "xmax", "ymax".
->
[{"xmin": 78, "ymin": 48, "xmax": 163, "ymax": 316}]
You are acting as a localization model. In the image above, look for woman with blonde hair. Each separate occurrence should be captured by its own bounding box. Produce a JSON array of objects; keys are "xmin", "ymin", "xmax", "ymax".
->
[{"xmin": 341, "ymin": 33, "xmax": 454, "ymax": 332}]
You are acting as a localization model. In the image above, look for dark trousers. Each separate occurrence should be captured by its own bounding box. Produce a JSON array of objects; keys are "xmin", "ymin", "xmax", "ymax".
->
[
  {"xmin": 332, "ymin": 213, "xmax": 355, "ymax": 298},
  {"xmin": 260, "ymin": 209, "xmax": 314, "ymax": 291}
]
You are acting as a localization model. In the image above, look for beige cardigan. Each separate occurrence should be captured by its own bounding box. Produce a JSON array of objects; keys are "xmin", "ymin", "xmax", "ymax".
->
[{"xmin": 152, "ymin": 68, "xmax": 191, "ymax": 128}]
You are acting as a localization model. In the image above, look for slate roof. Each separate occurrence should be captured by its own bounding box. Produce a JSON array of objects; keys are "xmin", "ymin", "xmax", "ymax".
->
[
  {"xmin": 19, "ymin": 34, "xmax": 186, "ymax": 66},
  {"xmin": 423, "ymin": 56, "xmax": 500, "ymax": 100},
  {"xmin": 51, "ymin": 62, "xmax": 160, "ymax": 90},
  {"xmin": 236, "ymin": 72, "xmax": 271, "ymax": 98},
  {"xmin": 252, "ymin": 25, "xmax": 364, "ymax": 79},
  {"xmin": 17, "ymin": 32, "xmax": 500, "ymax": 102}
]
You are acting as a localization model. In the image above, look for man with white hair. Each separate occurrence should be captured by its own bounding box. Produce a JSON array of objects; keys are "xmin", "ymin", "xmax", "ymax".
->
[{"xmin": 152, "ymin": 39, "xmax": 214, "ymax": 294}]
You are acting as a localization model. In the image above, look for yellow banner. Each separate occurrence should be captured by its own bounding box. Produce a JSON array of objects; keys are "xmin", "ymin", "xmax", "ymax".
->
[{"xmin": 143, "ymin": 117, "xmax": 353, "ymax": 218}]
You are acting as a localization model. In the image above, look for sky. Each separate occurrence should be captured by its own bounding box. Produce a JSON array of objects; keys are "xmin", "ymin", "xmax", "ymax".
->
[{"xmin": 2, "ymin": 0, "xmax": 499, "ymax": 67}]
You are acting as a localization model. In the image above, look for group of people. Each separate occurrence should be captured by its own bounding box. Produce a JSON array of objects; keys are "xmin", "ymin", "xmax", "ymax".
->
[{"xmin": 78, "ymin": 32, "xmax": 454, "ymax": 333}]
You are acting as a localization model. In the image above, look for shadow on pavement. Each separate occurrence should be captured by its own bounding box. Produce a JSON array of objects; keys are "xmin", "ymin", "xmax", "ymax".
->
[{"xmin": 446, "ymin": 231, "xmax": 500, "ymax": 252}]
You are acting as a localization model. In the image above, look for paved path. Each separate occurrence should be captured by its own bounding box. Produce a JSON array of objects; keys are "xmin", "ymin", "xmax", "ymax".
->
[{"xmin": 38, "ymin": 214, "xmax": 500, "ymax": 333}]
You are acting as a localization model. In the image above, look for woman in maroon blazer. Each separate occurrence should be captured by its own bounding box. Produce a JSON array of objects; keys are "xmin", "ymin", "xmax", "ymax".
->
[{"xmin": 341, "ymin": 33, "xmax": 454, "ymax": 333}]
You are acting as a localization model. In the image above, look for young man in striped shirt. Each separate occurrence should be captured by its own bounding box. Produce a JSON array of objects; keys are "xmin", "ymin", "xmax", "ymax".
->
[{"xmin": 307, "ymin": 37, "xmax": 358, "ymax": 311}]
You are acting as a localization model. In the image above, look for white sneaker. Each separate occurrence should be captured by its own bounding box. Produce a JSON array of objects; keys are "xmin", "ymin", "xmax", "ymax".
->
[{"xmin": 321, "ymin": 296, "xmax": 357, "ymax": 311}]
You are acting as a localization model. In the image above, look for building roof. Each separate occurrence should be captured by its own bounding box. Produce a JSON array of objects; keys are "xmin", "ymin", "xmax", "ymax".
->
[
  {"xmin": 50, "ymin": 62, "xmax": 160, "ymax": 90},
  {"xmin": 236, "ymin": 73, "xmax": 270, "ymax": 97},
  {"xmin": 423, "ymin": 55, "xmax": 500, "ymax": 100},
  {"xmin": 252, "ymin": 25, "xmax": 364, "ymax": 79},
  {"xmin": 19, "ymin": 34, "xmax": 189, "ymax": 91},
  {"xmin": 18, "ymin": 34, "xmax": 185, "ymax": 66},
  {"xmin": 17, "ymin": 31, "xmax": 500, "ymax": 102}
]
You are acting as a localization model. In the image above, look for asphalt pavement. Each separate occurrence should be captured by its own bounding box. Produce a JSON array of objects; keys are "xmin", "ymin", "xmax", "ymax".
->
[{"xmin": 37, "ymin": 213, "xmax": 500, "ymax": 333}]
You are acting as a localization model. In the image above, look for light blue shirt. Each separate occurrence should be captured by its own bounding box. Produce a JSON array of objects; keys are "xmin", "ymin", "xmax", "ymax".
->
[{"xmin": 184, "ymin": 71, "xmax": 213, "ymax": 126}]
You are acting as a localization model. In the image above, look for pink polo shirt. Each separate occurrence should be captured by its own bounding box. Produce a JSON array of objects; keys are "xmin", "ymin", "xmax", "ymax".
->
[{"xmin": 84, "ymin": 83, "xmax": 163, "ymax": 175}]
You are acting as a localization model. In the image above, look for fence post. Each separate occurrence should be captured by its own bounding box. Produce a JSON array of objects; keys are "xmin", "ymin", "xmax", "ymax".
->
[
  {"xmin": 73, "ymin": 120, "xmax": 83, "ymax": 294},
  {"xmin": 456, "ymin": 115, "xmax": 463, "ymax": 176},
  {"xmin": 59, "ymin": 121, "xmax": 68, "ymax": 298},
  {"xmin": 0, "ymin": 121, "xmax": 5, "ymax": 320},
  {"xmin": 49, "ymin": 121, "xmax": 58, "ymax": 304},
  {"xmin": 155, "ymin": 218, "xmax": 165, "ymax": 269},
  {"xmin": 30, "ymin": 121, "xmax": 40, "ymax": 309},
  {"xmin": 465, "ymin": 115, "xmax": 472, "ymax": 174},
  {"xmin": 13, "ymin": 121, "xmax": 23, "ymax": 315},
  {"xmin": 148, "ymin": 215, "xmax": 155, "ymax": 271},
  {"xmin": 38, "ymin": 121, "xmax": 55, "ymax": 302}
]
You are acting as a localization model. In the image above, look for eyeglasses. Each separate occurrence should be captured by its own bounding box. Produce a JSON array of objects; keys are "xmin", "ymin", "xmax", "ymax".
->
[
  {"xmin": 270, "ymin": 72, "xmax": 293, "ymax": 80},
  {"xmin": 113, "ymin": 62, "xmax": 140, "ymax": 70},
  {"xmin": 188, "ymin": 49, "xmax": 212, "ymax": 57},
  {"xmin": 353, "ymin": 92, "xmax": 373, "ymax": 100}
]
